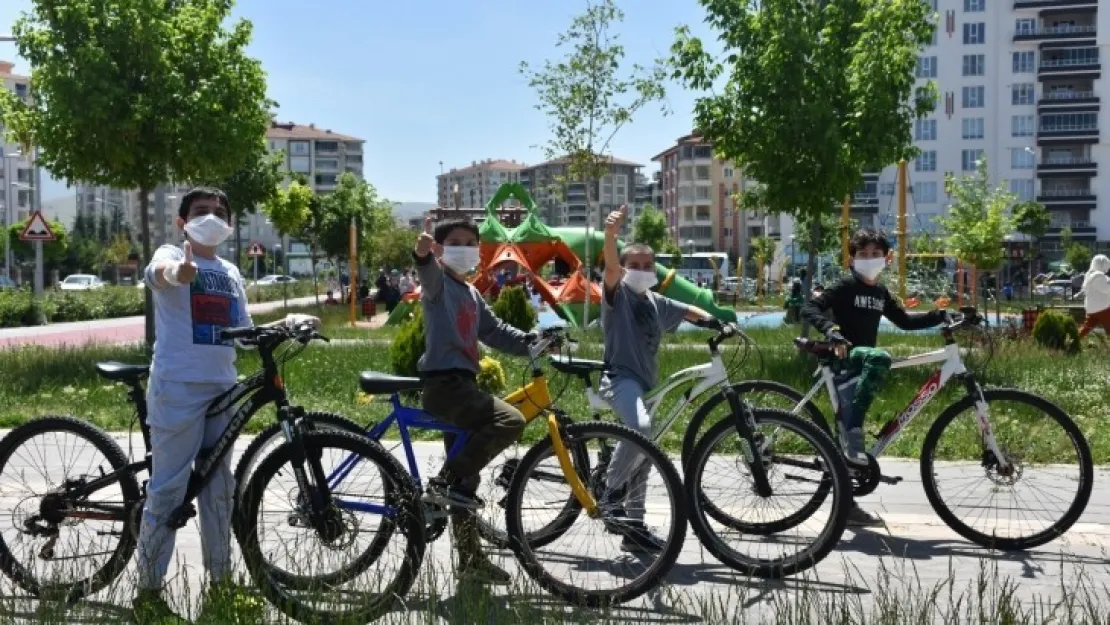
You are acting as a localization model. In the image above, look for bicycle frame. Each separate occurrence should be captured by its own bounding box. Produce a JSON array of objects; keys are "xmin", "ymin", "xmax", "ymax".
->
[{"xmin": 796, "ymin": 341, "xmax": 1009, "ymax": 469}]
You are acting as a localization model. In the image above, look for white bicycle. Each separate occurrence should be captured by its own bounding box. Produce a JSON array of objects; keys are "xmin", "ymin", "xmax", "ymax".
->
[{"xmin": 740, "ymin": 307, "xmax": 1092, "ymax": 550}]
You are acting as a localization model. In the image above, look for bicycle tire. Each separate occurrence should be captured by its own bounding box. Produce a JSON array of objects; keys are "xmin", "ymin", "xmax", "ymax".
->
[
  {"xmin": 686, "ymin": 408, "xmax": 850, "ymax": 578},
  {"xmin": 680, "ymin": 380, "xmax": 828, "ymax": 471},
  {"xmin": 505, "ymin": 421, "xmax": 686, "ymax": 607},
  {"xmin": 920, "ymin": 388, "xmax": 1093, "ymax": 551},
  {"xmin": 0, "ymin": 416, "xmax": 141, "ymax": 601},
  {"xmin": 237, "ymin": 430, "xmax": 426, "ymax": 623}
]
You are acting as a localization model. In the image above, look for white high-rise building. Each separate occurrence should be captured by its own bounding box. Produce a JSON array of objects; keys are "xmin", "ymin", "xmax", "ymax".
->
[
  {"xmin": 0, "ymin": 62, "xmax": 41, "ymax": 234},
  {"xmin": 850, "ymin": 0, "xmax": 1105, "ymax": 257},
  {"xmin": 436, "ymin": 159, "xmax": 525, "ymax": 209}
]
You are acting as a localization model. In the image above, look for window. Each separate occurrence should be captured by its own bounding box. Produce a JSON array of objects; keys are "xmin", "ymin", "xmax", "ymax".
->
[
  {"xmin": 695, "ymin": 165, "xmax": 710, "ymax": 180},
  {"xmin": 677, "ymin": 187, "xmax": 693, "ymax": 202},
  {"xmin": 962, "ymin": 86, "xmax": 985, "ymax": 108},
  {"xmin": 962, "ymin": 54, "xmax": 985, "ymax": 76},
  {"xmin": 723, "ymin": 167, "xmax": 734, "ymax": 178},
  {"xmin": 961, "ymin": 117, "xmax": 985, "ymax": 139},
  {"xmin": 913, "ymin": 181, "xmax": 938, "ymax": 204},
  {"xmin": 1015, "ymin": 19, "xmax": 1035, "ymax": 35},
  {"xmin": 289, "ymin": 141, "xmax": 310, "ymax": 156},
  {"xmin": 1011, "ymin": 149, "xmax": 1036, "ymax": 169},
  {"xmin": 679, "ymin": 166, "xmax": 692, "ymax": 181},
  {"xmin": 289, "ymin": 156, "xmax": 310, "ymax": 173},
  {"xmin": 1012, "ymin": 83, "xmax": 1036, "ymax": 105},
  {"xmin": 315, "ymin": 158, "xmax": 339, "ymax": 170},
  {"xmin": 1040, "ymin": 112, "xmax": 1098, "ymax": 132},
  {"xmin": 1010, "ymin": 179, "xmax": 1035, "ymax": 201},
  {"xmin": 880, "ymin": 182, "xmax": 897, "ymax": 196},
  {"xmin": 693, "ymin": 145, "xmax": 712, "ymax": 159},
  {"xmin": 915, "ymin": 119, "xmax": 937, "ymax": 141},
  {"xmin": 1012, "ymin": 115, "xmax": 1035, "ymax": 137},
  {"xmin": 962, "ymin": 149, "xmax": 984, "ymax": 171},
  {"xmin": 916, "ymin": 56, "xmax": 938, "ymax": 78},
  {"xmin": 1013, "ymin": 51, "xmax": 1035, "ymax": 73},
  {"xmin": 964, "ymin": 0, "xmax": 985, "ymax": 11},
  {"xmin": 695, "ymin": 186, "xmax": 710, "ymax": 200},
  {"xmin": 963, "ymin": 23, "xmax": 986, "ymax": 44},
  {"xmin": 915, "ymin": 150, "xmax": 937, "ymax": 172},
  {"xmin": 680, "ymin": 145, "xmax": 693, "ymax": 159}
]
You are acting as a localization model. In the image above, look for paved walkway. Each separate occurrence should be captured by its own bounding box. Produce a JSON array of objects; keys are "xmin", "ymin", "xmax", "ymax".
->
[
  {"xmin": 0, "ymin": 434, "xmax": 1105, "ymax": 624},
  {"xmin": 0, "ymin": 297, "xmax": 319, "ymax": 348}
]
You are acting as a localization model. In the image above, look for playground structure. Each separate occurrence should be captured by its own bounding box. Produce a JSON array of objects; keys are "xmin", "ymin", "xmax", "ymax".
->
[{"xmin": 387, "ymin": 183, "xmax": 738, "ymax": 327}]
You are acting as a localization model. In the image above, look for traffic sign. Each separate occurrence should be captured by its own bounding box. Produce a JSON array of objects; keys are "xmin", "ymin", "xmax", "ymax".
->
[
  {"xmin": 248, "ymin": 242, "xmax": 265, "ymax": 257},
  {"xmin": 19, "ymin": 211, "xmax": 55, "ymax": 242}
]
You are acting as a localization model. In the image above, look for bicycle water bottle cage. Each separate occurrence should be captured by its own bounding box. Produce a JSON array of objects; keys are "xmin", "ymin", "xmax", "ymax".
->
[{"xmin": 167, "ymin": 502, "xmax": 197, "ymax": 529}]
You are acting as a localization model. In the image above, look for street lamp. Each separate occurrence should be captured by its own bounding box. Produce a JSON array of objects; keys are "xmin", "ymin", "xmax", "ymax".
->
[{"xmin": 2, "ymin": 150, "xmax": 23, "ymax": 278}]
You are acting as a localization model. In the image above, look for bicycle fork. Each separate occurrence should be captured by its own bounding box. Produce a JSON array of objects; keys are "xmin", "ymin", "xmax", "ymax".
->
[
  {"xmin": 545, "ymin": 413, "xmax": 600, "ymax": 516},
  {"xmin": 280, "ymin": 409, "xmax": 345, "ymax": 541},
  {"xmin": 963, "ymin": 378, "xmax": 1012, "ymax": 473},
  {"xmin": 724, "ymin": 388, "xmax": 774, "ymax": 498}
]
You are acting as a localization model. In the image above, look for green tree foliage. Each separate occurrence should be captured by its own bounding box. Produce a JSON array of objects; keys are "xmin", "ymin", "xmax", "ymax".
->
[
  {"xmin": 938, "ymin": 157, "xmax": 1012, "ymax": 273},
  {"xmin": 263, "ymin": 181, "xmax": 314, "ymax": 243},
  {"xmin": 196, "ymin": 140, "xmax": 285, "ymax": 261},
  {"xmin": 316, "ymin": 173, "xmax": 391, "ymax": 262},
  {"xmin": 101, "ymin": 233, "xmax": 133, "ymax": 284},
  {"xmin": 477, "ymin": 357, "xmax": 507, "ymax": 395},
  {"xmin": 390, "ymin": 306, "xmax": 425, "ymax": 379},
  {"xmin": 366, "ymin": 224, "xmax": 419, "ymax": 272},
  {"xmin": 0, "ymin": 0, "xmax": 271, "ymax": 344},
  {"xmin": 750, "ymin": 236, "xmax": 777, "ymax": 266},
  {"xmin": 7, "ymin": 218, "xmax": 68, "ymax": 268},
  {"xmin": 491, "ymin": 285, "xmax": 537, "ymax": 333},
  {"xmin": 521, "ymin": 0, "xmax": 666, "ymax": 326},
  {"xmin": 632, "ymin": 204, "xmax": 670, "ymax": 252},
  {"xmin": 670, "ymin": 0, "xmax": 936, "ymax": 289},
  {"xmin": 793, "ymin": 212, "xmax": 852, "ymax": 257},
  {"xmin": 1061, "ymin": 229, "xmax": 1092, "ymax": 275},
  {"xmin": 1012, "ymin": 201, "xmax": 1050, "ymax": 241}
]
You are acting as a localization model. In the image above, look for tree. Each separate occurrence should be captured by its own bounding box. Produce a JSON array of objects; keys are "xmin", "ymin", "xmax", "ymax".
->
[
  {"xmin": 366, "ymin": 223, "xmax": 418, "ymax": 273},
  {"xmin": 521, "ymin": 0, "xmax": 667, "ymax": 327},
  {"xmin": 670, "ymin": 0, "xmax": 936, "ymax": 298},
  {"xmin": 751, "ymin": 235, "xmax": 777, "ymax": 298},
  {"xmin": 196, "ymin": 141, "xmax": 285, "ymax": 263},
  {"xmin": 938, "ymin": 157, "xmax": 1013, "ymax": 309},
  {"xmin": 262, "ymin": 180, "xmax": 314, "ymax": 306},
  {"xmin": 101, "ymin": 232, "xmax": 133, "ymax": 284},
  {"xmin": 1060, "ymin": 228, "xmax": 1092, "ymax": 276},
  {"xmin": 631, "ymin": 204, "xmax": 670, "ymax": 252},
  {"xmin": 0, "ymin": 0, "xmax": 271, "ymax": 345},
  {"xmin": 793, "ymin": 212, "xmax": 851, "ymax": 258},
  {"xmin": 1011, "ymin": 200, "xmax": 1050, "ymax": 296}
]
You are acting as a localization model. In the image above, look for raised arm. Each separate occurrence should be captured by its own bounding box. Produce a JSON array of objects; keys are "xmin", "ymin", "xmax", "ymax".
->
[
  {"xmin": 602, "ymin": 206, "xmax": 627, "ymax": 301},
  {"xmin": 883, "ymin": 291, "xmax": 946, "ymax": 330},
  {"xmin": 412, "ymin": 216, "xmax": 444, "ymax": 301}
]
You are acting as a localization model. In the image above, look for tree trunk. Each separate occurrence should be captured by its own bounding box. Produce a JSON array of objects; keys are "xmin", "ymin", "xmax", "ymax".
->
[
  {"xmin": 800, "ymin": 216, "xmax": 821, "ymax": 338},
  {"xmin": 140, "ymin": 188, "xmax": 154, "ymax": 348}
]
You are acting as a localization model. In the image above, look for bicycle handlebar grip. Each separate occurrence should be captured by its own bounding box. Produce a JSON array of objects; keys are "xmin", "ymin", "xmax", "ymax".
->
[{"xmin": 220, "ymin": 327, "xmax": 258, "ymax": 341}]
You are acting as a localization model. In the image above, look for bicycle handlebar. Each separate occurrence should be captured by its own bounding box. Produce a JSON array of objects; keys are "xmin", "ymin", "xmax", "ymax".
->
[
  {"xmin": 795, "ymin": 306, "xmax": 985, "ymax": 358},
  {"xmin": 219, "ymin": 324, "xmax": 329, "ymax": 348}
]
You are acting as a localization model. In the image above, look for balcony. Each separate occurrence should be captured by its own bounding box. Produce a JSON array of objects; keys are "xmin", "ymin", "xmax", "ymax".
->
[
  {"xmin": 1037, "ymin": 187, "xmax": 1097, "ymax": 211},
  {"xmin": 1046, "ymin": 222, "xmax": 1097, "ymax": 239},
  {"xmin": 1038, "ymin": 89, "xmax": 1099, "ymax": 109},
  {"xmin": 850, "ymin": 192, "xmax": 880, "ymax": 214},
  {"xmin": 1037, "ymin": 116, "xmax": 1099, "ymax": 143},
  {"xmin": 1038, "ymin": 51, "xmax": 1100, "ymax": 79},
  {"xmin": 1014, "ymin": 23, "xmax": 1096, "ymax": 42},
  {"xmin": 1037, "ymin": 155, "xmax": 1096, "ymax": 175},
  {"xmin": 1013, "ymin": 0, "xmax": 1098, "ymax": 9}
]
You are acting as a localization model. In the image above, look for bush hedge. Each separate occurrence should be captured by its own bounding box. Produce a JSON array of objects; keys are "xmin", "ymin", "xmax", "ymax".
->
[
  {"xmin": 491, "ymin": 285, "xmax": 537, "ymax": 332},
  {"xmin": 1032, "ymin": 309, "xmax": 1081, "ymax": 354}
]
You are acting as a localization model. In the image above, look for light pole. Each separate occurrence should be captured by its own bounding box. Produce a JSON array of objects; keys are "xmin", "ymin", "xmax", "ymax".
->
[{"xmin": 3, "ymin": 150, "xmax": 23, "ymax": 279}]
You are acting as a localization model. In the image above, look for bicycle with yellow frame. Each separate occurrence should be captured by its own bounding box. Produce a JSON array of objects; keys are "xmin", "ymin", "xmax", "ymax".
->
[{"xmin": 234, "ymin": 327, "xmax": 688, "ymax": 607}]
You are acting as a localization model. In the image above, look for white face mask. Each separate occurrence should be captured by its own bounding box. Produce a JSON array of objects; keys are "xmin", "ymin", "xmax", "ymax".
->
[
  {"xmin": 184, "ymin": 214, "xmax": 234, "ymax": 247},
  {"xmin": 441, "ymin": 246, "xmax": 480, "ymax": 274},
  {"xmin": 622, "ymin": 269, "xmax": 658, "ymax": 294},
  {"xmin": 854, "ymin": 257, "xmax": 886, "ymax": 281}
]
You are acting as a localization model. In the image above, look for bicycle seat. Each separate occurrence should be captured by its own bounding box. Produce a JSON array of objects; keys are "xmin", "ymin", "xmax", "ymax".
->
[
  {"xmin": 95, "ymin": 362, "xmax": 151, "ymax": 382},
  {"xmin": 548, "ymin": 355, "xmax": 608, "ymax": 377},
  {"xmin": 359, "ymin": 371, "xmax": 424, "ymax": 395}
]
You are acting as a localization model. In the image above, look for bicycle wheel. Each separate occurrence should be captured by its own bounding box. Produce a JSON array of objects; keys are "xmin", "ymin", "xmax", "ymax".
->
[
  {"xmin": 680, "ymin": 380, "xmax": 827, "ymax": 471},
  {"xmin": 921, "ymin": 388, "xmax": 1093, "ymax": 551},
  {"xmin": 237, "ymin": 430, "xmax": 426, "ymax": 623},
  {"xmin": 0, "ymin": 416, "xmax": 140, "ymax": 601},
  {"xmin": 686, "ymin": 408, "xmax": 850, "ymax": 578},
  {"xmin": 505, "ymin": 421, "xmax": 686, "ymax": 607}
]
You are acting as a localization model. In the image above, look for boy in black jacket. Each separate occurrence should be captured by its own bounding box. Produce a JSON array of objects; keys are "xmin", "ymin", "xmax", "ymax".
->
[{"xmin": 801, "ymin": 228, "xmax": 948, "ymax": 527}]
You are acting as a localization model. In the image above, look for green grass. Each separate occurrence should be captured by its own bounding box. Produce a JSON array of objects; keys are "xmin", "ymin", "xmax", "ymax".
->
[{"xmin": 0, "ymin": 319, "xmax": 1106, "ymax": 463}]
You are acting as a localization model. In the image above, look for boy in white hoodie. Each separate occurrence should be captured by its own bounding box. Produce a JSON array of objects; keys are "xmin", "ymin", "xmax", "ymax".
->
[{"xmin": 1079, "ymin": 255, "xmax": 1110, "ymax": 340}]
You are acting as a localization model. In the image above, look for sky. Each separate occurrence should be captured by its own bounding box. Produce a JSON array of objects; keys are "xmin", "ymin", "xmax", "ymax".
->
[{"xmin": 0, "ymin": 0, "xmax": 716, "ymax": 204}]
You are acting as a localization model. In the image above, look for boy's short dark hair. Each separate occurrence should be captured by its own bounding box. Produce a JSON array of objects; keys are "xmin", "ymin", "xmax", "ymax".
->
[
  {"xmin": 620, "ymin": 243, "xmax": 655, "ymax": 265},
  {"xmin": 178, "ymin": 187, "xmax": 230, "ymax": 220},
  {"xmin": 849, "ymin": 228, "xmax": 891, "ymax": 256},
  {"xmin": 433, "ymin": 218, "xmax": 479, "ymax": 244}
]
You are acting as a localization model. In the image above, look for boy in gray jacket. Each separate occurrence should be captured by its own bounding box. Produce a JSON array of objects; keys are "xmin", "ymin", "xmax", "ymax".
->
[{"xmin": 413, "ymin": 217, "xmax": 533, "ymax": 584}]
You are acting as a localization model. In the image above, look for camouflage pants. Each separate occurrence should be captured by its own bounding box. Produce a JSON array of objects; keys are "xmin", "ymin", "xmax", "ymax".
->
[{"xmin": 838, "ymin": 347, "xmax": 893, "ymax": 430}]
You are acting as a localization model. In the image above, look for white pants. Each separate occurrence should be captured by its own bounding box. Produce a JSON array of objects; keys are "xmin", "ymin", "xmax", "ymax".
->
[
  {"xmin": 135, "ymin": 376, "xmax": 235, "ymax": 589},
  {"xmin": 601, "ymin": 376, "xmax": 653, "ymax": 522}
]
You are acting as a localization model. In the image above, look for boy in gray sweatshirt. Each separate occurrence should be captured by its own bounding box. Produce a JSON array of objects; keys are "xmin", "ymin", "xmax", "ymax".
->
[{"xmin": 413, "ymin": 216, "xmax": 533, "ymax": 584}]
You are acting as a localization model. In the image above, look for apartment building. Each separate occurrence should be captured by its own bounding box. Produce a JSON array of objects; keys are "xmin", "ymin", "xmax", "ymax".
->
[
  {"xmin": 0, "ymin": 61, "xmax": 41, "ymax": 234},
  {"xmin": 652, "ymin": 133, "xmax": 793, "ymax": 256},
  {"xmin": 519, "ymin": 156, "xmax": 640, "ymax": 237},
  {"xmin": 852, "ymin": 0, "xmax": 1106, "ymax": 253},
  {"xmin": 436, "ymin": 159, "xmax": 525, "ymax": 209},
  {"xmin": 634, "ymin": 172, "xmax": 664, "ymax": 212}
]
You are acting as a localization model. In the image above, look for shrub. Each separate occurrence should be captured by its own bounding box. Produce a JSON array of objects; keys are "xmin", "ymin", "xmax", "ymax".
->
[
  {"xmin": 389, "ymin": 305, "xmax": 425, "ymax": 378},
  {"xmin": 491, "ymin": 285, "xmax": 537, "ymax": 333},
  {"xmin": 1032, "ymin": 309, "xmax": 1080, "ymax": 354},
  {"xmin": 477, "ymin": 356, "xmax": 507, "ymax": 395}
]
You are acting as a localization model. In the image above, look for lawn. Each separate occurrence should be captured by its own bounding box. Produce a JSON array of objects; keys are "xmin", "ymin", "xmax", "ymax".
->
[{"xmin": 1, "ymin": 307, "xmax": 1105, "ymax": 464}]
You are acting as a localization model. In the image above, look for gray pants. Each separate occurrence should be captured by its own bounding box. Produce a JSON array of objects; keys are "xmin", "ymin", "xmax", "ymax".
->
[
  {"xmin": 135, "ymin": 376, "xmax": 235, "ymax": 589},
  {"xmin": 601, "ymin": 375, "xmax": 652, "ymax": 522}
]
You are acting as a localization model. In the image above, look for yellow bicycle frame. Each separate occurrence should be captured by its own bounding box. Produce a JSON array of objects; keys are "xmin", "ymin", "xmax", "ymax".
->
[{"xmin": 502, "ymin": 373, "xmax": 598, "ymax": 515}]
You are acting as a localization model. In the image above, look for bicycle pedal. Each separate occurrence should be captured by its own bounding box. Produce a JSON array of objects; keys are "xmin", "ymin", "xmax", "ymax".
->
[
  {"xmin": 878, "ymin": 475, "xmax": 903, "ymax": 485},
  {"xmin": 167, "ymin": 503, "xmax": 196, "ymax": 529}
]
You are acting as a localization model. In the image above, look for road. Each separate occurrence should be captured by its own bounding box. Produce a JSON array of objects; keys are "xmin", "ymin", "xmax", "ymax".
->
[
  {"xmin": 0, "ymin": 297, "xmax": 319, "ymax": 348},
  {"xmin": 0, "ymin": 435, "xmax": 1105, "ymax": 624}
]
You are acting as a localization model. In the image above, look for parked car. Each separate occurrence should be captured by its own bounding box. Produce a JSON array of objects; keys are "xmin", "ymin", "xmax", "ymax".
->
[
  {"xmin": 1033, "ymin": 279, "xmax": 1074, "ymax": 298},
  {"xmin": 0, "ymin": 276, "xmax": 15, "ymax": 291},
  {"xmin": 252, "ymin": 274, "xmax": 297, "ymax": 286},
  {"xmin": 59, "ymin": 274, "xmax": 106, "ymax": 291}
]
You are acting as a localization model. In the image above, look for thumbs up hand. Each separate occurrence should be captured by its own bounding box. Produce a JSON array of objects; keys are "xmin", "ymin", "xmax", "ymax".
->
[
  {"xmin": 165, "ymin": 241, "xmax": 198, "ymax": 286},
  {"xmin": 415, "ymin": 217, "xmax": 439, "ymax": 257}
]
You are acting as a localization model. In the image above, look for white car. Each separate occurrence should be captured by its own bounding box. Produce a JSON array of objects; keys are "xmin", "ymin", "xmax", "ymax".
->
[
  {"xmin": 60, "ymin": 274, "xmax": 105, "ymax": 291},
  {"xmin": 253, "ymin": 274, "xmax": 298, "ymax": 286}
]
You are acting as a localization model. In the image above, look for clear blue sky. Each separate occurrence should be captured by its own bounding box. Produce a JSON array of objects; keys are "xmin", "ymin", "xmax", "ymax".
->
[{"xmin": 1, "ymin": 0, "xmax": 714, "ymax": 204}]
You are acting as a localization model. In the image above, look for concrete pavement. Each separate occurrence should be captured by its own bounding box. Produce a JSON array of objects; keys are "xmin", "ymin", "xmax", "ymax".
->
[
  {"xmin": 0, "ymin": 433, "xmax": 1105, "ymax": 624},
  {"xmin": 0, "ymin": 297, "xmax": 319, "ymax": 348}
]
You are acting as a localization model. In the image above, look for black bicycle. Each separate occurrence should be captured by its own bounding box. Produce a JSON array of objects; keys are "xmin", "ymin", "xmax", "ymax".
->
[{"xmin": 0, "ymin": 324, "xmax": 425, "ymax": 623}]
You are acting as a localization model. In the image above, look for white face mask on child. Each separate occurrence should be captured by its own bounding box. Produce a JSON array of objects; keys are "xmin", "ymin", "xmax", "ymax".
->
[
  {"xmin": 854, "ymin": 258, "xmax": 886, "ymax": 281},
  {"xmin": 622, "ymin": 269, "xmax": 658, "ymax": 294},
  {"xmin": 440, "ymin": 246, "xmax": 480, "ymax": 274},
  {"xmin": 184, "ymin": 214, "xmax": 234, "ymax": 247}
]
